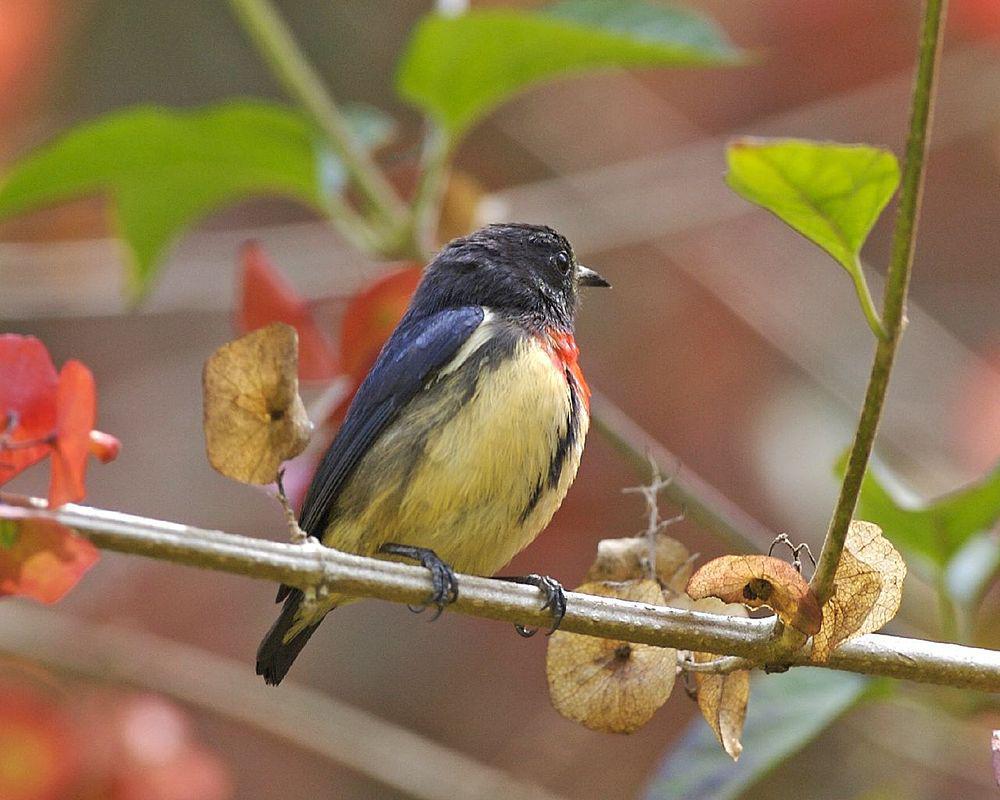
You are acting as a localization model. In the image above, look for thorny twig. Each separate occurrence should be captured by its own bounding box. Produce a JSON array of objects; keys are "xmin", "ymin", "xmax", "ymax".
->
[
  {"xmin": 622, "ymin": 455, "xmax": 685, "ymax": 582},
  {"xmin": 768, "ymin": 533, "xmax": 817, "ymax": 576},
  {"xmin": 811, "ymin": 0, "xmax": 946, "ymax": 605}
]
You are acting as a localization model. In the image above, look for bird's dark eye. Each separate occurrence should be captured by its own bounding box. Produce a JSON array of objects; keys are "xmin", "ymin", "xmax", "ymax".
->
[{"xmin": 552, "ymin": 250, "xmax": 571, "ymax": 274}]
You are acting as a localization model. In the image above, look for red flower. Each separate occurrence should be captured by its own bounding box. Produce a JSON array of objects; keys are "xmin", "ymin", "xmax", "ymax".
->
[
  {"xmin": 235, "ymin": 244, "xmax": 421, "ymax": 424},
  {"xmin": 237, "ymin": 241, "xmax": 339, "ymax": 381},
  {"xmin": 339, "ymin": 265, "xmax": 422, "ymax": 386},
  {"xmin": 0, "ymin": 336, "xmax": 58, "ymax": 483},
  {"xmin": 329, "ymin": 264, "xmax": 422, "ymax": 423},
  {"xmin": 0, "ymin": 517, "xmax": 99, "ymax": 603},
  {"xmin": 0, "ymin": 335, "xmax": 120, "ymax": 507}
]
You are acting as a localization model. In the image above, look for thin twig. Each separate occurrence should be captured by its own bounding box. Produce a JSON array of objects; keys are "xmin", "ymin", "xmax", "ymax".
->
[
  {"xmin": 678, "ymin": 654, "xmax": 753, "ymax": 675},
  {"xmin": 2, "ymin": 494, "xmax": 999, "ymax": 692},
  {"xmin": 225, "ymin": 0, "xmax": 408, "ymax": 243},
  {"xmin": 0, "ymin": 604, "xmax": 567, "ymax": 800},
  {"xmin": 812, "ymin": 0, "xmax": 946, "ymax": 605},
  {"xmin": 622, "ymin": 458, "xmax": 681, "ymax": 581},
  {"xmin": 274, "ymin": 469, "xmax": 307, "ymax": 543}
]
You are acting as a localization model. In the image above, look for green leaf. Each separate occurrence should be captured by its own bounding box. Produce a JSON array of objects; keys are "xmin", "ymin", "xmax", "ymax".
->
[
  {"xmin": 726, "ymin": 138, "xmax": 900, "ymax": 337},
  {"xmin": 945, "ymin": 531, "xmax": 1000, "ymax": 607},
  {"xmin": 645, "ymin": 669, "xmax": 869, "ymax": 800},
  {"xmin": 0, "ymin": 100, "xmax": 393, "ymax": 297},
  {"xmin": 0, "ymin": 520, "xmax": 18, "ymax": 550},
  {"xmin": 850, "ymin": 458, "xmax": 1000, "ymax": 570},
  {"xmin": 397, "ymin": 0, "xmax": 742, "ymax": 138}
]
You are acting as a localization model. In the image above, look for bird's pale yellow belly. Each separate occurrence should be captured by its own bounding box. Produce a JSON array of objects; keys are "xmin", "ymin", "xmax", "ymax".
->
[{"xmin": 322, "ymin": 334, "xmax": 588, "ymax": 578}]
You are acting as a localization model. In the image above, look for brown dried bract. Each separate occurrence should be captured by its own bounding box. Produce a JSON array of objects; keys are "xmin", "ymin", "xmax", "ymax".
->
[
  {"xmin": 693, "ymin": 652, "xmax": 750, "ymax": 761},
  {"xmin": 585, "ymin": 534, "xmax": 693, "ymax": 593},
  {"xmin": 546, "ymin": 580, "xmax": 676, "ymax": 734},
  {"xmin": 203, "ymin": 323, "xmax": 312, "ymax": 485},
  {"xmin": 686, "ymin": 554, "xmax": 822, "ymax": 636},
  {"xmin": 667, "ymin": 594, "xmax": 750, "ymax": 760},
  {"xmin": 812, "ymin": 520, "xmax": 905, "ymax": 662}
]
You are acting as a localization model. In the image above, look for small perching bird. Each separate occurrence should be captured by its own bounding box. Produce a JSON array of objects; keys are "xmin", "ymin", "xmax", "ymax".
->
[{"xmin": 257, "ymin": 223, "xmax": 609, "ymax": 685}]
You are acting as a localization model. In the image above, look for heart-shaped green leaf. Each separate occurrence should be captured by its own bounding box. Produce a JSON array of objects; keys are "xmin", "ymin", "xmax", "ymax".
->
[
  {"xmin": 0, "ymin": 100, "xmax": 393, "ymax": 297},
  {"xmin": 397, "ymin": 0, "xmax": 742, "ymax": 139},
  {"xmin": 726, "ymin": 138, "xmax": 900, "ymax": 338},
  {"xmin": 850, "ymin": 458, "xmax": 1000, "ymax": 572}
]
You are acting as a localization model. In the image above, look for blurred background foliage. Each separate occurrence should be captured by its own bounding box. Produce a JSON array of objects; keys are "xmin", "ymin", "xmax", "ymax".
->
[{"xmin": 1, "ymin": 0, "xmax": 999, "ymax": 798}]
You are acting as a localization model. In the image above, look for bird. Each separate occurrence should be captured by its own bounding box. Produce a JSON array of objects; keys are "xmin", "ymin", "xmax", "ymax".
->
[{"xmin": 256, "ymin": 223, "xmax": 610, "ymax": 685}]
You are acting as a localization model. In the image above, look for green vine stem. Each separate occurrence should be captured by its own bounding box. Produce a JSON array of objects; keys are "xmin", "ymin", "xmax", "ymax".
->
[
  {"xmin": 226, "ymin": 0, "xmax": 409, "ymax": 241},
  {"xmin": 811, "ymin": 0, "xmax": 946, "ymax": 605},
  {"xmin": 850, "ymin": 257, "xmax": 889, "ymax": 341}
]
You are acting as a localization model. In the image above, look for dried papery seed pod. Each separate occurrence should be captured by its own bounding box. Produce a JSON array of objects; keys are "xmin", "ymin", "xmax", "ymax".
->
[
  {"xmin": 546, "ymin": 580, "xmax": 676, "ymax": 734},
  {"xmin": 203, "ymin": 323, "xmax": 312, "ymax": 485},
  {"xmin": 585, "ymin": 534, "xmax": 692, "ymax": 592},
  {"xmin": 687, "ymin": 555, "xmax": 822, "ymax": 636},
  {"xmin": 669, "ymin": 594, "xmax": 751, "ymax": 761},
  {"xmin": 812, "ymin": 520, "xmax": 905, "ymax": 661}
]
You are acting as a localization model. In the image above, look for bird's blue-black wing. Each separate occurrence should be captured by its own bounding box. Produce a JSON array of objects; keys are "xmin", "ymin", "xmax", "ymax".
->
[
  {"xmin": 263, "ymin": 305, "xmax": 482, "ymax": 679},
  {"xmin": 297, "ymin": 305, "xmax": 485, "ymax": 539}
]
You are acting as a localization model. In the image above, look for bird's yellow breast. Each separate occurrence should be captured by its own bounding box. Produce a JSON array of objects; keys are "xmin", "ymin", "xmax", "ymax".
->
[{"xmin": 322, "ymin": 329, "xmax": 588, "ymax": 577}]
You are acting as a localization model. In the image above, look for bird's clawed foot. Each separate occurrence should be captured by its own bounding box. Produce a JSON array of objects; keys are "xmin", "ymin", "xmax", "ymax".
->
[
  {"xmin": 496, "ymin": 574, "xmax": 567, "ymax": 637},
  {"xmin": 379, "ymin": 543, "xmax": 458, "ymax": 621}
]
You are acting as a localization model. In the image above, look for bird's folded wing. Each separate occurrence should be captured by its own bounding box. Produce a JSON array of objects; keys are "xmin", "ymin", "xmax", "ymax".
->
[{"xmin": 297, "ymin": 305, "xmax": 486, "ymax": 538}]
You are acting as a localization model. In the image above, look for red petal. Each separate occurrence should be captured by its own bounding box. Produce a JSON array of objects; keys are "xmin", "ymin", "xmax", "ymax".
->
[
  {"xmin": 48, "ymin": 361, "xmax": 96, "ymax": 508},
  {"xmin": 340, "ymin": 265, "xmax": 422, "ymax": 383},
  {"xmin": 328, "ymin": 264, "xmax": 422, "ymax": 424},
  {"xmin": 88, "ymin": 430, "xmax": 121, "ymax": 464},
  {"xmin": 0, "ymin": 441, "xmax": 52, "ymax": 487},
  {"xmin": 0, "ymin": 335, "xmax": 58, "ymax": 485},
  {"xmin": 0, "ymin": 518, "xmax": 99, "ymax": 603},
  {"xmin": 238, "ymin": 241, "xmax": 339, "ymax": 381}
]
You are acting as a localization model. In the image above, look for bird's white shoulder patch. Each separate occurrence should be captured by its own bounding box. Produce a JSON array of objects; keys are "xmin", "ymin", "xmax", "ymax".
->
[{"xmin": 436, "ymin": 307, "xmax": 498, "ymax": 378}]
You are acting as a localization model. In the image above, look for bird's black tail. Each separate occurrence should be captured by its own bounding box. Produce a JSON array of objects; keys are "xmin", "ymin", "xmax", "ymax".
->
[{"xmin": 255, "ymin": 588, "xmax": 322, "ymax": 686}]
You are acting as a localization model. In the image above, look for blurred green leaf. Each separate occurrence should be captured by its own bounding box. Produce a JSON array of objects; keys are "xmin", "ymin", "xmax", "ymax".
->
[
  {"xmin": 726, "ymin": 139, "xmax": 899, "ymax": 336},
  {"xmin": 850, "ymin": 459, "xmax": 1000, "ymax": 570},
  {"xmin": 0, "ymin": 100, "xmax": 393, "ymax": 297},
  {"xmin": 944, "ymin": 531, "xmax": 1000, "ymax": 607},
  {"xmin": 397, "ymin": 0, "xmax": 742, "ymax": 138},
  {"xmin": 646, "ymin": 669, "xmax": 869, "ymax": 800},
  {"xmin": 0, "ymin": 520, "xmax": 18, "ymax": 550}
]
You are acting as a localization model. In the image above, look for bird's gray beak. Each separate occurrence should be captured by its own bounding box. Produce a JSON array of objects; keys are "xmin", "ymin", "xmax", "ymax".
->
[{"xmin": 576, "ymin": 265, "xmax": 611, "ymax": 288}]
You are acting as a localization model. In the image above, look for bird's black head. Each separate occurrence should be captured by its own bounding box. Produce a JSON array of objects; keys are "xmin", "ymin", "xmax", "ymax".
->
[{"xmin": 409, "ymin": 223, "xmax": 609, "ymax": 330}]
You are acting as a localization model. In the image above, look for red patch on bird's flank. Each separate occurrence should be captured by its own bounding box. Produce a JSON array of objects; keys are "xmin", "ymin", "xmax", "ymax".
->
[{"xmin": 542, "ymin": 329, "xmax": 590, "ymax": 408}]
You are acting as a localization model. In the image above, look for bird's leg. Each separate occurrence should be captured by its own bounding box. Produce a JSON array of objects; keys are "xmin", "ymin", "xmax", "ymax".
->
[
  {"xmin": 494, "ymin": 574, "xmax": 567, "ymax": 637},
  {"xmin": 378, "ymin": 543, "xmax": 458, "ymax": 620}
]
